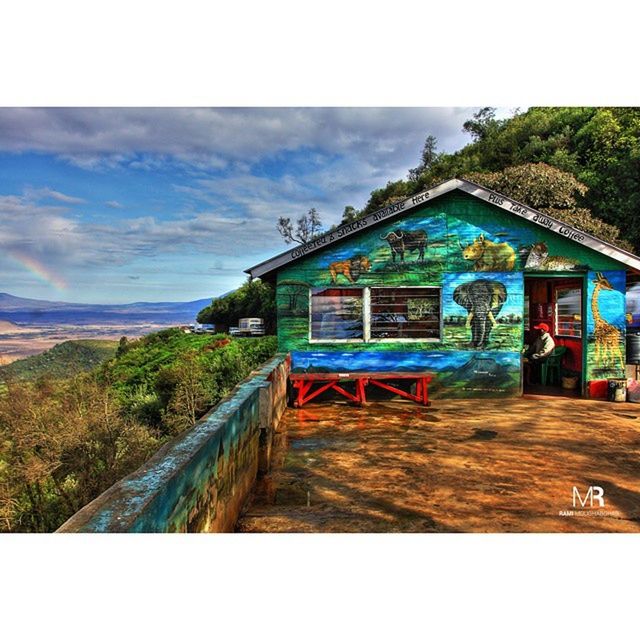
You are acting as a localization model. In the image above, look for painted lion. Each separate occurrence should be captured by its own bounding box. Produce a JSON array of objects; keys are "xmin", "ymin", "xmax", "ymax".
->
[{"xmin": 328, "ymin": 255, "xmax": 371, "ymax": 284}]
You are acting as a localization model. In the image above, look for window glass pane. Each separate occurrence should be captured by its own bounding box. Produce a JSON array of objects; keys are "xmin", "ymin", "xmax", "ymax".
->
[
  {"xmin": 555, "ymin": 287, "xmax": 582, "ymax": 337},
  {"xmin": 371, "ymin": 287, "xmax": 440, "ymax": 340},
  {"xmin": 627, "ymin": 278, "xmax": 640, "ymax": 328},
  {"xmin": 310, "ymin": 288, "xmax": 363, "ymax": 340}
]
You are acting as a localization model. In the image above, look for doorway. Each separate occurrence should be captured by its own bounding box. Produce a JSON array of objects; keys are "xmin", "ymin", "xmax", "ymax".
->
[{"xmin": 523, "ymin": 275, "xmax": 584, "ymax": 397}]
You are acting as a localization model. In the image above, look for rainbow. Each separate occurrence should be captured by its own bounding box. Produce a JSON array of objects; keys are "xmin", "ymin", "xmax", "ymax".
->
[{"xmin": 7, "ymin": 249, "xmax": 68, "ymax": 290}]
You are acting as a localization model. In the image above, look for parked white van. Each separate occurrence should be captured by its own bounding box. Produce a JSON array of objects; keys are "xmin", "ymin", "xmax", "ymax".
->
[{"xmin": 238, "ymin": 317, "xmax": 265, "ymax": 336}]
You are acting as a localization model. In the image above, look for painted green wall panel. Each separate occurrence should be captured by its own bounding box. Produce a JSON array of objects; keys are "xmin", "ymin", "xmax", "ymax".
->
[
  {"xmin": 586, "ymin": 270, "xmax": 626, "ymax": 380},
  {"xmin": 290, "ymin": 350, "xmax": 522, "ymax": 398},
  {"xmin": 442, "ymin": 272, "xmax": 523, "ymax": 352},
  {"xmin": 276, "ymin": 191, "xmax": 628, "ymax": 391},
  {"xmin": 277, "ymin": 192, "xmax": 621, "ymax": 290}
]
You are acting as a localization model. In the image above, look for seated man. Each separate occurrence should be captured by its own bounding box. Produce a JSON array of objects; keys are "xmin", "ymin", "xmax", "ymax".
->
[{"xmin": 523, "ymin": 323, "xmax": 556, "ymax": 384}]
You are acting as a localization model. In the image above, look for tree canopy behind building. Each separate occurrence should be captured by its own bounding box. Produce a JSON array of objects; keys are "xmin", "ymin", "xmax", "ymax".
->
[
  {"xmin": 197, "ymin": 278, "xmax": 276, "ymax": 332},
  {"xmin": 353, "ymin": 107, "xmax": 640, "ymax": 251}
]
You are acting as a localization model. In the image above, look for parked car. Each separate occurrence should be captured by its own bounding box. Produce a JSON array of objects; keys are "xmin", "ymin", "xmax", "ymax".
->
[{"xmin": 237, "ymin": 317, "xmax": 265, "ymax": 336}]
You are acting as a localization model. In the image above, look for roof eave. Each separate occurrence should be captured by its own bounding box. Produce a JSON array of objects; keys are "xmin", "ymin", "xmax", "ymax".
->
[{"xmin": 246, "ymin": 177, "xmax": 640, "ymax": 277}]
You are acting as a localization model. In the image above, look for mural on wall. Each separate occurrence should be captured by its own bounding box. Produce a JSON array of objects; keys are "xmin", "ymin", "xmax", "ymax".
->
[
  {"xmin": 277, "ymin": 212, "xmax": 448, "ymax": 289},
  {"xmin": 459, "ymin": 233, "xmax": 517, "ymax": 271},
  {"xmin": 444, "ymin": 202, "xmax": 613, "ymax": 274},
  {"xmin": 446, "ymin": 212, "xmax": 527, "ymax": 272},
  {"xmin": 587, "ymin": 271, "xmax": 626, "ymax": 378},
  {"xmin": 276, "ymin": 280, "xmax": 310, "ymax": 350},
  {"xmin": 277, "ymin": 280, "xmax": 310, "ymax": 318},
  {"xmin": 279, "ymin": 196, "xmax": 625, "ymax": 290},
  {"xmin": 289, "ymin": 350, "xmax": 521, "ymax": 398},
  {"xmin": 277, "ymin": 193, "xmax": 626, "ymax": 360},
  {"xmin": 523, "ymin": 241, "xmax": 584, "ymax": 271},
  {"xmin": 452, "ymin": 279, "xmax": 508, "ymax": 348},
  {"xmin": 442, "ymin": 272, "xmax": 523, "ymax": 351},
  {"xmin": 379, "ymin": 229, "xmax": 427, "ymax": 263},
  {"xmin": 328, "ymin": 255, "xmax": 371, "ymax": 284}
]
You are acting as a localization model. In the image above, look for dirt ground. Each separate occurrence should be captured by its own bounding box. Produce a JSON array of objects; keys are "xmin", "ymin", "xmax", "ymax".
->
[{"xmin": 236, "ymin": 395, "xmax": 640, "ymax": 533}]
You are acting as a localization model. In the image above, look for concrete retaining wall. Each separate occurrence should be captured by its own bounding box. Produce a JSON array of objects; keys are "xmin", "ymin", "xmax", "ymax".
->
[{"xmin": 57, "ymin": 354, "xmax": 290, "ymax": 533}]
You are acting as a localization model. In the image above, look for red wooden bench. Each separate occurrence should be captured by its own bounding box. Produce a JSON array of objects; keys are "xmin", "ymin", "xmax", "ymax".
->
[{"xmin": 289, "ymin": 372, "xmax": 433, "ymax": 408}]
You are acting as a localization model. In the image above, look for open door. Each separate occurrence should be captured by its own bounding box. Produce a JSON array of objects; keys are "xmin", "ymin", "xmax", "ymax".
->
[{"xmin": 524, "ymin": 275, "xmax": 584, "ymax": 396}]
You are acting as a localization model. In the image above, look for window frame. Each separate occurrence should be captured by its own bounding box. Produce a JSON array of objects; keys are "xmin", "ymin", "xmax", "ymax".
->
[
  {"xmin": 554, "ymin": 284, "xmax": 582, "ymax": 338},
  {"xmin": 308, "ymin": 285, "xmax": 442, "ymax": 344},
  {"xmin": 368, "ymin": 285, "xmax": 442, "ymax": 343},
  {"xmin": 307, "ymin": 286, "xmax": 367, "ymax": 344}
]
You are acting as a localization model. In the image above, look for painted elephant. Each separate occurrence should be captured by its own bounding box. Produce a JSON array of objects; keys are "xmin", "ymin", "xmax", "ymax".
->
[{"xmin": 453, "ymin": 279, "xmax": 508, "ymax": 348}]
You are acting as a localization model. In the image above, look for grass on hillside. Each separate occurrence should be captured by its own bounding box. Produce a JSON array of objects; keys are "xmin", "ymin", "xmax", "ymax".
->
[
  {"xmin": 0, "ymin": 328, "xmax": 278, "ymax": 532},
  {"xmin": 0, "ymin": 339, "xmax": 119, "ymax": 382},
  {"xmin": 104, "ymin": 330, "xmax": 277, "ymax": 393}
]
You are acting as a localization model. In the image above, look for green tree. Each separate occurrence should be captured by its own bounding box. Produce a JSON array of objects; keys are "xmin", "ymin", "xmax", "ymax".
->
[
  {"xmin": 277, "ymin": 207, "xmax": 323, "ymax": 244},
  {"xmin": 116, "ymin": 336, "xmax": 129, "ymax": 358},
  {"xmin": 360, "ymin": 179, "xmax": 413, "ymax": 217},
  {"xmin": 345, "ymin": 107, "xmax": 638, "ymax": 251},
  {"xmin": 463, "ymin": 163, "xmax": 633, "ymax": 251},
  {"xmin": 197, "ymin": 278, "xmax": 276, "ymax": 332},
  {"xmin": 462, "ymin": 107, "xmax": 499, "ymax": 141},
  {"xmin": 407, "ymin": 134, "xmax": 439, "ymax": 181},
  {"xmin": 416, "ymin": 107, "xmax": 639, "ymax": 249},
  {"xmin": 340, "ymin": 205, "xmax": 361, "ymax": 224},
  {"xmin": 0, "ymin": 375, "xmax": 158, "ymax": 532},
  {"xmin": 161, "ymin": 352, "xmax": 210, "ymax": 434}
]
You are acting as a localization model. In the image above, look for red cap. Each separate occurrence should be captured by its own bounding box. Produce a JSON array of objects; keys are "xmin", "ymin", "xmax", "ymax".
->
[{"xmin": 533, "ymin": 322, "xmax": 550, "ymax": 332}]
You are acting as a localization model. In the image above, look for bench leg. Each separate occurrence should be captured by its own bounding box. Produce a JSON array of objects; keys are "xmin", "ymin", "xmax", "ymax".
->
[
  {"xmin": 422, "ymin": 377, "xmax": 429, "ymax": 406},
  {"xmin": 293, "ymin": 379, "xmax": 311, "ymax": 407},
  {"xmin": 357, "ymin": 378, "xmax": 367, "ymax": 405}
]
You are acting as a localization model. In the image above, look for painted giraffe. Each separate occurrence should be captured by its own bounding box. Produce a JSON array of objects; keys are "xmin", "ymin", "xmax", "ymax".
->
[{"xmin": 591, "ymin": 272, "xmax": 625, "ymax": 371}]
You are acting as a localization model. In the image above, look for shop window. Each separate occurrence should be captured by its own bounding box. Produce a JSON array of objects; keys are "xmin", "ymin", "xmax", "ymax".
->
[
  {"xmin": 370, "ymin": 287, "xmax": 441, "ymax": 341},
  {"xmin": 310, "ymin": 288, "xmax": 363, "ymax": 341},
  {"xmin": 555, "ymin": 286, "xmax": 582, "ymax": 337},
  {"xmin": 627, "ymin": 276, "xmax": 640, "ymax": 329}
]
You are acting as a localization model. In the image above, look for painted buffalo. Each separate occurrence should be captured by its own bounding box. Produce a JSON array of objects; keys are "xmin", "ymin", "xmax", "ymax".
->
[
  {"xmin": 453, "ymin": 279, "xmax": 508, "ymax": 348},
  {"xmin": 380, "ymin": 229, "xmax": 427, "ymax": 262}
]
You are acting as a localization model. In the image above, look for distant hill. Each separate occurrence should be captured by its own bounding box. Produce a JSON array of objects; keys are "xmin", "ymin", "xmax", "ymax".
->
[
  {"xmin": 0, "ymin": 319, "xmax": 29, "ymax": 333},
  {"xmin": 0, "ymin": 292, "xmax": 212, "ymax": 325},
  {"xmin": 0, "ymin": 339, "xmax": 119, "ymax": 381}
]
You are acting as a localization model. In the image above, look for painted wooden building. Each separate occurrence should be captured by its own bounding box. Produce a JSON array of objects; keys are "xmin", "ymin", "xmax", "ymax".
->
[{"xmin": 247, "ymin": 178, "xmax": 640, "ymax": 399}]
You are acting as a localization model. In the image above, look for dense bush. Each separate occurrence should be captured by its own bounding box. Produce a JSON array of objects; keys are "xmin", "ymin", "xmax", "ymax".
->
[
  {"xmin": 197, "ymin": 278, "xmax": 276, "ymax": 332},
  {"xmin": 0, "ymin": 331, "xmax": 278, "ymax": 532},
  {"xmin": 346, "ymin": 107, "xmax": 640, "ymax": 252},
  {"xmin": 464, "ymin": 164, "xmax": 634, "ymax": 252}
]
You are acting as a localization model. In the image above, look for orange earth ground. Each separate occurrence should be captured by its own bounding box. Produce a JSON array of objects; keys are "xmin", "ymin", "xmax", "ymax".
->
[{"xmin": 237, "ymin": 395, "xmax": 640, "ymax": 533}]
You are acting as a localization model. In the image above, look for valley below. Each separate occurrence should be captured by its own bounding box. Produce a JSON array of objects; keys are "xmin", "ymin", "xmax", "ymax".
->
[
  {"xmin": 0, "ymin": 291, "xmax": 212, "ymax": 364},
  {"xmin": 0, "ymin": 321, "xmax": 177, "ymax": 364}
]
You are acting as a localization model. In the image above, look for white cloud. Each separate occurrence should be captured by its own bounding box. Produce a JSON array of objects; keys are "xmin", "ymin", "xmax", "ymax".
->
[
  {"xmin": 0, "ymin": 107, "xmax": 487, "ymax": 172},
  {"xmin": 0, "ymin": 107, "xmax": 526, "ymax": 301},
  {"xmin": 0, "ymin": 187, "xmax": 284, "ymax": 274},
  {"xmin": 0, "ymin": 107, "xmax": 515, "ymax": 247},
  {"xmin": 23, "ymin": 186, "xmax": 86, "ymax": 204}
]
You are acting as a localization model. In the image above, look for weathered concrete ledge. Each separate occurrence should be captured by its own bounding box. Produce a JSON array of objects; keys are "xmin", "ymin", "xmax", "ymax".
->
[{"xmin": 57, "ymin": 353, "xmax": 290, "ymax": 533}]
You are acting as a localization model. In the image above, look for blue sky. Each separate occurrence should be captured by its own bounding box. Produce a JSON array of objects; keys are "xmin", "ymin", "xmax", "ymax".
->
[{"xmin": 0, "ymin": 107, "xmax": 517, "ymax": 303}]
